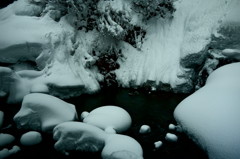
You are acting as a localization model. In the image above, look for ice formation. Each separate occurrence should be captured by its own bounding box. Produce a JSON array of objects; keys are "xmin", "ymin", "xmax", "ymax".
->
[
  {"xmin": 0, "ymin": 0, "xmax": 239, "ymax": 99},
  {"xmin": 174, "ymin": 62, "xmax": 240, "ymax": 159},
  {"xmin": 53, "ymin": 122, "xmax": 143, "ymax": 159},
  {"xmin": 81, "ymin": 106, "xmax": 132, "ymax": 133},
  {"xmin": 20, "ymin": 131, "xmax": 42, "ymax": 146},
  {"xmin": 14, "ymin": 93, "xmax": 78, "ymax": 132}
]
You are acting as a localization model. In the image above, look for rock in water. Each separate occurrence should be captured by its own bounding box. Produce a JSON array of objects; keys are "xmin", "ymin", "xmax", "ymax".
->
[
  {"xmin": 20, "ymin": 131, "xmax": 42, "ymax": 146},
  {"xmin": 14, "ymin": 93, "xmax": 78, "ymax": 132},
  {"xmin": 82, "ymin": 106, "xmax": 132, "ymax": 133}
]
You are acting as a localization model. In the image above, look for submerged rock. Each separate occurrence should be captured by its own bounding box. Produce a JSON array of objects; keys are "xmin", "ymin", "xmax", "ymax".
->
[{"xmin": 14, "ymin": 93, "xmax": 78, "ymax": 133}]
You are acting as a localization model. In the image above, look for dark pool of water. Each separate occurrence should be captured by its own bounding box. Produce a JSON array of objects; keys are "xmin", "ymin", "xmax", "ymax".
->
[{"xmin": 0, "ymin": 88, "xmax": 208, "ymax": 159}]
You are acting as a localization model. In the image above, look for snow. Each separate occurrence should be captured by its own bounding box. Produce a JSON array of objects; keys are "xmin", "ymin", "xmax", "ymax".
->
[
  {"xmin": 14, "ymin": 93, "xmax": 78, "ymax": 132},
  {"xmin": 0, "ymin": 145, "xmax": 20, "ymax": 159},
  {"xmin": 0, "ymin": 111, "xmax": 3, "ymax": 128},
  {"xmin": 0, "ymin": 134, "xmax": 15, "ymax": 147},
  {"xmin": 165, "ymin": 133, "xmax": 178, "ymax": 142},
  {"xmin": 82, "ymin": 106, "xmax": 132, "ymax": 133},
  {"xmin": 20, "ymin": 131, "xmax": 42, "ymax": 146},
  {"xmin": 139, "ymin": 125, "xmax": 151, "ymax": 134},
  {"xmin": 168, "ymin": 124, "xmax": 176, "ymax": 130},
  {"xmin": 174, "ymin": 62, "xmax": 240, "ymax": 159}
]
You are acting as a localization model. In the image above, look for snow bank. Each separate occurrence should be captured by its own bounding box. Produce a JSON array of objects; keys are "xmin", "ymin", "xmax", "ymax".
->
[
  {"xmin": 14, "ymin": 93, "xmax": 78, "ymax": 132},
  {"xmin": 53, "ymin": 122, "xmax": 143, "ymax": 159},
  {"xmin": 82, "ymin": 106, "xmax": 132, "ymax": 133},
  {"xmin": 20, "ymin": 131, "xmax": 42, "ymax": 146},
  {"xmin": 174, "ymin": 62, "xmax": 240, "ymax": 159}
]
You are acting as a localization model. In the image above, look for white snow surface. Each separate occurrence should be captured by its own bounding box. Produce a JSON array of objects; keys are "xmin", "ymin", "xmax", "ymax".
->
[
  {"xmin": 53, "ymin": 121, "xmax": 143, "ymax": 159},
  {"xmin": 82, "ymin": 106, "xmax": 132, "ymax": 133},
  {"xmin": 20, "ymin": 131, "xmax": 42, "ymax": 146},
  {"xmin": 174, "ymin": 62, "xmax": 240, "ymax": 159},
  {"xmin": 14, "ymin": 93, "xmax": 78, "ymax": 132}
]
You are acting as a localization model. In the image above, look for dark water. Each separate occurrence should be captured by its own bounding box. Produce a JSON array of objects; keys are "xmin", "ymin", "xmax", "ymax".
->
[{"xmin": 1, "ymin": 88, "xmax": 208, "ymax": 159}]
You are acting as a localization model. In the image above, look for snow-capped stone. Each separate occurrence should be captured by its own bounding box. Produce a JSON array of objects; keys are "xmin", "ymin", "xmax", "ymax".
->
[
  {"xmin": 14, "ymin": 93, "xmax": 78, "ymax": 132},
  {"xmin": 20, "ymin": 131, "xmax": 42, "ymax": 146},
  {"xmin": 165, "ymin": 133, "xmax": 178, "ymax": 142},
  {"xmin": 0, "ymin": 134, "xmax": 15, "ymax": 147},
  {"xmin": 139, "ymin": 125, "xmax": 151, "ymax": 134},
  {"xmin": 168, "ymin": 124, "xmax": 176, "ymax": 130},
  {"xmin": 53, "ymin": 122, "xmax": 107, "ymax": 155},
  {"xmin": 222, "ymin": 49, "xmax": 240, "ymax": 61},
  {"xmin": 80, "ymin": 111, "xmax": 90, "ymax": 121},
  {"xmin": 102, "ymin": 134, "xmax": 143, "ymax": 159},
  {"xmin": 154, "ymin": 141, "xmax": 163, "ymax": 149},
  {"xmin": 0, "ymin": 111, "xmax": 3, "ymax": 128},
  {"xmin": 82, "ymin": 106, "xmax": 132, "ymax": 133},
  {"xmin": 0, "ymin": 145, "xmax": 20, "ymax": 159},
  {"xmin": 174, "ymin": 63, "xmax": 240, "ymax": 159}
]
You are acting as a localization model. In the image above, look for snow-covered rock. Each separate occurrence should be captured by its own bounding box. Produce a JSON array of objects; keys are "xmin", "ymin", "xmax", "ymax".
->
[
  {"xmin": 154, "ymin": 141, "xmax": 163, "ymax": 149},
  {"xmin": 102, "ymin": 134, "xmax": 143, "ymax": 159},
  {"xmin": 174, "ymin": 62, "xmax": 240, "ymax": 159},
  {"xmin": 0, "ymin": 145, "xmax": 20, "ymax": 159},
  {"xmin": 82, "ymin": 106, "xmax": 132, "ymax": 133},
  {"xmin": 165, "ymin": 133, "xmax": 178, "ymax": 142},
  {"xmin": 139, "ymin": 125, "xmax": 151, "ymax": 134},
  {"xmin": 53, "ymin": 121, "xmax": 143, "ymax": 159},
  {"xmin": 14, "ymin": 93, "xmax": 78, "ymax": 132},
  {"xmin": 168, "ymin": 124, "xmax": 176, "ymax": 130},
  {"xmin": 53, "ymin": 122, "xmax": 107, "ymax": 155},
  {"xmin": 0, "ymin": 134, "xmax": 15, "ymax": 147},
  {"xmin": 20, "ymin": 131, "xmax": 42, "ymax": 146},
  {"xmin": 0, "ymin": 111, "xmax": 3, "ymax": 128},
  {"xmin": 222, "ymin": 49, "xmax": 240, "ymax": 61}
]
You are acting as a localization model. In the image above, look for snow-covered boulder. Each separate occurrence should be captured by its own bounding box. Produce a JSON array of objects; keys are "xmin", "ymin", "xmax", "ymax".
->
[
  {"xmin": 81, "ymin": 106, "xmax": 132, "ymax": 133},
  {"xmin": 165, "ymin": 133, "xmax": 178, "ymax": 142},
  {"xmin": 53, "ymin": 122, "xmax": 107, "ymax": 155},
  {"xmin": 222, "ymin": 49, "xmax": 240, "ymax": 61},
  {"xmin": 154, "ymin": 141, "xmax": 163, "ymax": 149},
  {"xmin": 53, "ymin": 121, "xmax": 143, "ymax": 159},
  {"xmin": 0, "ymin": 134, "xmax": 15, "ymax": 147},
  {"xmin": 102, "ymin": 134, "xmax": 143, "ymax": 159},
  {"xmin": 174, "ymin": 62, "xmax": 240, "ymax": 159},
  {"xmin": 0, "ymin": 145, "xmax": 20, "ymax": 159},
  {"xmin": 14, "ymin": 93, "xmax": 78, "ymax": 133},
  {"xmin": 20, "ymin": 131, "xmax": 42, "ymax": 146},
  {"xmin": 0, "ymin": 111, "xmax": 3, "ymax": 128},
  {"xmin": 139, "ymin": 125, "xmax": 151, "ymax": 134}
]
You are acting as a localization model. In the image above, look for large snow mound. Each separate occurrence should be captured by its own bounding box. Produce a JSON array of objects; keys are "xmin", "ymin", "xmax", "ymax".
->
[
  {"xmin": 14, "ymin": 93, "xmax": 78, "ymax": 132},
  {"xmin": 174, "ymin": 62, "xmax": 240, "ymax": 159}
]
